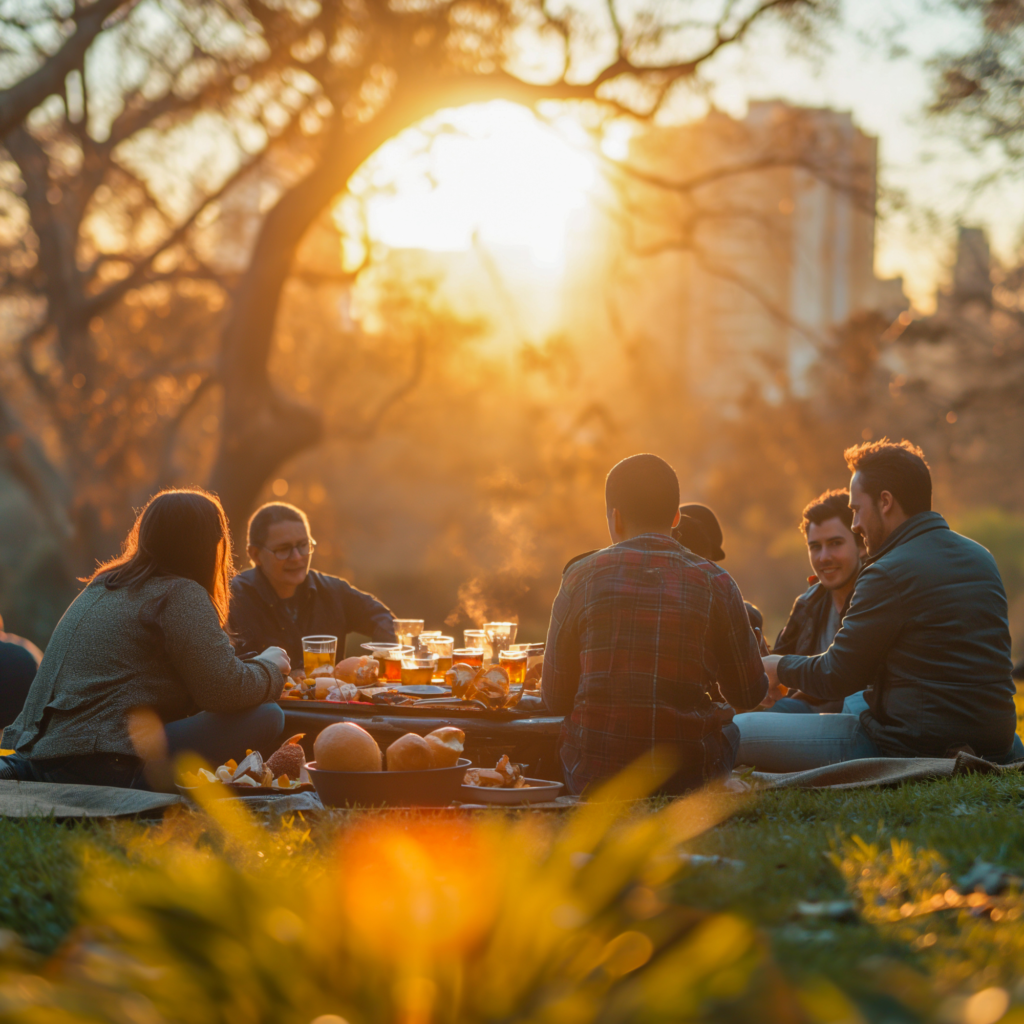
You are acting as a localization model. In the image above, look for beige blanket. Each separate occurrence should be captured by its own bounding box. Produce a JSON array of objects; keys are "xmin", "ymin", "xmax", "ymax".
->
[
  {"xmin": 0, "ymin": 780, "xmax": 183, "ymax": 818},
  {"xmin": 751, "ymin": 752, "xmax": 1024, "ymax": 790}
]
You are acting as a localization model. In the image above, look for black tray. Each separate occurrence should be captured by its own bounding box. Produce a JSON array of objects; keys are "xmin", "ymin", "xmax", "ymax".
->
[{"xmin": 306, "ymin": 757, "xmax": 472, "ymax": 807}]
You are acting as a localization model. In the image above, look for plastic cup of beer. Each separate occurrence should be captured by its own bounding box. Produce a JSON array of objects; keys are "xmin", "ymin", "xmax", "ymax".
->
[
  {"xmin": 362, "ymin": 638, "xmax": 405, "ymax": 679},
  {"xmin": 424, "ymin": 636, "xmax": 454, "ymax": 679},
  {"xmin": 393, "ymin": 619, "xmax": 425, "ymax": 648},
  {"xmin": 302, "ymin": 635, "xmax": 337, "ymax": 677},
  {"xmin": 464, "ymin": 629, "xmax": 491, "ymax": 663},
  {"xmin": 484, "ymin": 621, "xmax": 518, "ymax": 661},
  {"xmin": 382, "ymin": 646, "xmax": 415, "ymax": 683},
  {"xmin": 401, "ymin": 654, "xmax": 438, "ymax": 686},
  {"xmin": 416, "ymin": 630, "xmax": 442, "ymax": 654},
  {"xmin": 452, "ymin": 648, "xmax": 485, "ymax": 669},
  {"xmin": 510, "ymin": 642, "xmax": 545, "ymax": 669},
  {"xmin": 499, "ymin": 649, "xmax": 528, "ymax": 689}
]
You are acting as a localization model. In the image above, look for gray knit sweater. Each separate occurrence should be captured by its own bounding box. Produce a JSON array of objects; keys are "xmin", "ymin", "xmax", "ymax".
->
[{"xmin": 3, "ymin": 576, "xmax": 285, "ymax": 760}]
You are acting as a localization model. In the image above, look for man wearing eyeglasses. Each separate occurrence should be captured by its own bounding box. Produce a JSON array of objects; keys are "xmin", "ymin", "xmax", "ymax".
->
[{"xmin": 228, "ymin": 502, "xmax": 396, "ymax": 673}]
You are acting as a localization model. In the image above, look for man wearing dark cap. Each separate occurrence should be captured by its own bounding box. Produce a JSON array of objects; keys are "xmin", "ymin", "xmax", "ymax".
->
[
  {"xmin": 673, "ymin": 504, "xmax": 726, "ymax": 560},
  {"xmin": 541, "ymin": 454, "xmax": 768, "ymax": 795},
  {"xmin": 672, "ymin": 503, "xmax": 765, "ymax": 635}
]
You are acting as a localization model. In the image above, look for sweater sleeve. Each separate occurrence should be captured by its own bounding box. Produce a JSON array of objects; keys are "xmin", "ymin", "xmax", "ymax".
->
[
  {"xmin": 778, "ymin": 563, "xmax": 902, "ymax": 700},
  {"xmin": 160, "ymin": 580, "xmax": 285, "ymax": 712}
]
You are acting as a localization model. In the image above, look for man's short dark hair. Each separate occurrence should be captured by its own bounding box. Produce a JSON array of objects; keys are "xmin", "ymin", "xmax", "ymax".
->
[
  {"xmin": 247, "ymin": 502, "xmax": 311, "ymax": 551},
  {"xmin": 844, "ymin": 438, "xmax": 931, "ymax": 516},
  {"xmin": 605, "ymin": 454, "xmax": 680, "ymax": 532},
  {"xmin": 800, "ymin": 489, "xmax": 854, "ymax": 538}
]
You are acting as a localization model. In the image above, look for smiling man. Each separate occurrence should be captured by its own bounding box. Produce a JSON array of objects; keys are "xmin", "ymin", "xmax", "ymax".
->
[
  {"xmin": 228, "ymin": 503, "xmax": 396, "ymax": 671},
  {"xmin": 766, "ymin": 489, "xmax": 865, "ymax": 714},
  {"xmin": 733, "ymin": 439, "xmax": 1020, "ymax": 770}
]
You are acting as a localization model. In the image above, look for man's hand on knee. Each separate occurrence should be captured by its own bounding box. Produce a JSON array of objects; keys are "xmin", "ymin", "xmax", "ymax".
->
[{"xmin": 758, "ymin": 655, "xmax": 786, "ymax": 708}]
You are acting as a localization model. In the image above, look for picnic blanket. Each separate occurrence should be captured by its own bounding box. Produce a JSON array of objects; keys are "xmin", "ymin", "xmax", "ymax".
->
[
  {"xmin": 751, "ymin": 752, "xmax": 1024, "ymax": 790},
  {"xmin": 0, "ymin": 781, "xmax": 326, "ymax": 819},
  {"xmin": 0, "ymin": 780, "xmax": 183, "ymax": 818}
]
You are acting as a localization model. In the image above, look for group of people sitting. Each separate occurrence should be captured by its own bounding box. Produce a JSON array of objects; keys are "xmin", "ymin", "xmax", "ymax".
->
[
  {"xmin": 542, "ymin": 440, "xmax": 1023, "ymax": 795},
  {"xmin": 0, "ymin": 437, "xmax": 1020, "ymax": 795},
  {"xmin": 0, "ymin": 494, "xmax": 397, "ymax": 788}
]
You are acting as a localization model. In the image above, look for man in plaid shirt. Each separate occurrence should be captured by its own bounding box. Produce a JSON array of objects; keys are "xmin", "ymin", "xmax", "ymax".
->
[{"xmin": 541, "ymin": 454, "xmax": 768, "ymax": 795}]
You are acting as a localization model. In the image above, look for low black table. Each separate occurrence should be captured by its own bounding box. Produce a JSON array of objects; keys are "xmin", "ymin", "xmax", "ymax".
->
[{"xmin": 281, "ymin": 701, "xmax": 565, "ymax": 781}]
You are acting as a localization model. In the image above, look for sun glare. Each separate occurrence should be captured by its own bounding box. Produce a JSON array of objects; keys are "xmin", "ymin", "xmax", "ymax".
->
[{"xmin": 345, "ymin": 102, "xmax": 597, "ymax": 268}]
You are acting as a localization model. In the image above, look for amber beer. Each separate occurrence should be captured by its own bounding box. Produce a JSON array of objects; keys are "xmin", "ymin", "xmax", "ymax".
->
[
  {"xmin": 302, "ymin": 635, "xmax": 337, "ymax": 677},
  {"xmin": 383, "ymin": 650, "xmax": 405, "ymax": 682},
  {"xmin": 452, "ymin": 648, "xmax": 485, "ymax": 669},
  {"xmin": 499, "ymin": 650, "xmax": 527, "ymax": 688},
  {"xmin": 423, "ymin": 636, "xmax": 455, "ymax": 680},
  {"xmin": 401, "ymin": 656, "xmax": 438, "ymax": 686}
]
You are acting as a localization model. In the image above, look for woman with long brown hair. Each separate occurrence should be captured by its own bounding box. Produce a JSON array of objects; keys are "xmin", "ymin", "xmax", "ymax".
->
[{"xmin": 0, "ymin": 489, "xmax": 290, "ymax": 789}]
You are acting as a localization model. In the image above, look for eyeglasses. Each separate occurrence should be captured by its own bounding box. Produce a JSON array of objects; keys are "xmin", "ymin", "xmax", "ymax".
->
[{"xmin": 264, "ymin": 539, "xmax": 316, "ymax": 560}]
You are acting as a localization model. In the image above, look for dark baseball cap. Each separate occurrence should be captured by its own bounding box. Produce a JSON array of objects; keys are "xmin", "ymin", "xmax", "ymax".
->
[{"xmin": 672, "ymin": 503, "xmax": 726, "ymax": 561}]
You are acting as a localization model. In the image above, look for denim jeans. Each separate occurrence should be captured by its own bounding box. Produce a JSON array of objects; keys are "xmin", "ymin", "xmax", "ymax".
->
[
  {"xmin": 737, "ymin": 687, "xmax": 1024, "ymax": 770},
  {"xmin": 764, "ymin": 696, "xmax": 818, "ymax": 714},
  {"xmin": 732, "ymin": 706, "xmax": 880, "ymax": 773}
]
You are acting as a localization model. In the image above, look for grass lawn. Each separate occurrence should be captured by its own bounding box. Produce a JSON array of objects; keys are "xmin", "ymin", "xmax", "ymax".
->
[{"xmin": 1, "ymin": 772, "xmax": 1022, "ymax": 1022}]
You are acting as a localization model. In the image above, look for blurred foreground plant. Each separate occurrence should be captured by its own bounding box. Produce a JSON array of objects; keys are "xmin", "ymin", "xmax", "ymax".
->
[
  {"xmin": 0, "ymin": 766, "xmax": 823, "ymax": 1024},
  {"xmin": 834, "ymin": 836, "xmax": 1024, "ymax": 1023}
]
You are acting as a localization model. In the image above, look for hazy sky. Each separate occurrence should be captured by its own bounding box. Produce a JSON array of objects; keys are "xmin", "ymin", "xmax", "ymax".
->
[
  {"xmin": 704, "ymin": 0, "xmax": 1011, "ymax": 309},
  {"xmin": 356, "ymin": 1, "xmax": 1009, "ymax": 311}
]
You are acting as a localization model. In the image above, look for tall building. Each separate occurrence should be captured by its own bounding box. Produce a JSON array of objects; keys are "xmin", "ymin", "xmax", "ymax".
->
[{"xmin": 562, "ymin": 102, "xmax": 907, "ymax": 403}]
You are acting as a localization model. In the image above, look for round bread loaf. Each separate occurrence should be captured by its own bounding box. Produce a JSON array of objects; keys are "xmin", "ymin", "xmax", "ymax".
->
[
  {"xmin": 386, "ymin": 732, "xmax": 434, "ymax": 772},
  {"xmin": 313, "ymin": 722, "xmax": 382, "ymax": 772},
  {"xmin": 424, "ymin": 726, "xmax": 465, "ymax": 768}
]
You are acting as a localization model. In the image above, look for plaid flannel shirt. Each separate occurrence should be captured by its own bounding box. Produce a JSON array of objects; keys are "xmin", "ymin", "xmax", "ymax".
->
[{"xmin": 541, "ymin": 534, "xmax": 768, "ymax": 795}]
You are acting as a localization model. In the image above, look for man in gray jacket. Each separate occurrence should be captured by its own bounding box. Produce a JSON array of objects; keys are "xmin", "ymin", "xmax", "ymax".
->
[{"xmin": 735, "ymin": 439, "xmax": 1020, "ymax": 771}]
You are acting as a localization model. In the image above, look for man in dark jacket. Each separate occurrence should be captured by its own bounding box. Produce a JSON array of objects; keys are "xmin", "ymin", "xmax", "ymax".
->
[
  {"xmin": 229, "ymin": 503, "xmax": 396, "ymax": 670},
  {"xmin": 767, "ymin": 489, "xmax": 864, "ymax": 714},
  {"xmin": 735, "ymin": 439, "xmax": 1018, "ymax": 770}
]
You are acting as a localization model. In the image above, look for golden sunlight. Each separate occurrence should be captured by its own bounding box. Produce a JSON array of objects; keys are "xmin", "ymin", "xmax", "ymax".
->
[{"xmin": 345, "ymin": 102, "xmax": 597, "ymax": 268}]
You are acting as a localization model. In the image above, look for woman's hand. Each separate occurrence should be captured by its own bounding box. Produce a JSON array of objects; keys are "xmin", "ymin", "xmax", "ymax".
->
[{"xmin": 260, "ymin": 646, "xmax": 291, "ymax": 676}]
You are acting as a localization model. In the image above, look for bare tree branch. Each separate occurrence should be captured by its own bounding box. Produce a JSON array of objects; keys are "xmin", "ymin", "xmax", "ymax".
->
[
  {"xmin": 337, "ymin": 331, "xmax": 427, "ymax": 442},
  {"xmin": 0, "ymin": 0, "xmax": 131, "ymax": 140}
]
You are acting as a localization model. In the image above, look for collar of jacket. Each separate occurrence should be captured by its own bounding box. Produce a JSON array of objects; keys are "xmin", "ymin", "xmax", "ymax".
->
[
  {"xmin": 252, "ymin": 566, "xmax": 319, "ymax": 608},
  {"xmin": 862, "ymin": 510, "xmax": 949, "ymax": 567},
  {"xmin": 613, "ymin": 533, "xmax": 684, "ymax": 554}
]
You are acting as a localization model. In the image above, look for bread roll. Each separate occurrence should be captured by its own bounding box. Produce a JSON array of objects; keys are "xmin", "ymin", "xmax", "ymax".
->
[
  {"xmin": 424, "ymin": 726, "xmax": 465, "ymax": 768},
  {"xmin": 386, "ymin": 732, "xmax": 434, "ymax": 772},
  {"xmin": 466, "ymin": 666, "xmax": 510, "ymax": 708},
  {"xmin": 446, "ymin": 663, "xmax": 477, "ymax": 698},
  {"xmin": 463, "ymin": 768, "xmax": 505, "ymax": 788},
  {"xmin": 313, "ymin": 722, "xmax": 382, "ymax": 772}
]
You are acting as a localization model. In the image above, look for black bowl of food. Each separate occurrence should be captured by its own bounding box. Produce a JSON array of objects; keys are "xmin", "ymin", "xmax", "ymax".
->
[{"xmin": 306, "ymin": 757, "xmax": 472, "ymax": 807}]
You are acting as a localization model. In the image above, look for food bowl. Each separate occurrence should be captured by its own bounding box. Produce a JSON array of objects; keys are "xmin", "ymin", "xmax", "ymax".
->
[
  {"xmin": 306, "ymin": 757, "xmax": 472, "ymax": 807},
  {"xmin": 459, "ymin": 778, "xmax": 564, "ymax": 805}
]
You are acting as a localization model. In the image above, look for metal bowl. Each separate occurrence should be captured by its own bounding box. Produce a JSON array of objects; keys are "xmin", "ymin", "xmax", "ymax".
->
[{"xmin": 306, "ymin": 757, "xmax": 472, "ymax": 807}]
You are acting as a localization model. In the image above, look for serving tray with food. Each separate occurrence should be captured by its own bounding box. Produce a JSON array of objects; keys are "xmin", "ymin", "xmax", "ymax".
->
[
  {"xmin": 280, "ymin": 655, "xmax": 381, "ymax": 702},
  {"xmin": 178, "ymin": 734, "xmax": 315, "ymax": 796},
  {"xmin": 460, "ymin": 754, "xmax": 564, "ymax": 804}
]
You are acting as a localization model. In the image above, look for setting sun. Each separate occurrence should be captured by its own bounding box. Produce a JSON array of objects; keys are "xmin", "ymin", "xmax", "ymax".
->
[{"xmin": 342, "ymin": 102, "xmax": 598, "ymax": 268}]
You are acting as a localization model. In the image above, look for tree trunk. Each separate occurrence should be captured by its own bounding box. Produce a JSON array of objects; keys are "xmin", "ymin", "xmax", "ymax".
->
[{"xmin": 209, "ymin": 77, "xmax": 479, "ymax": 546}]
